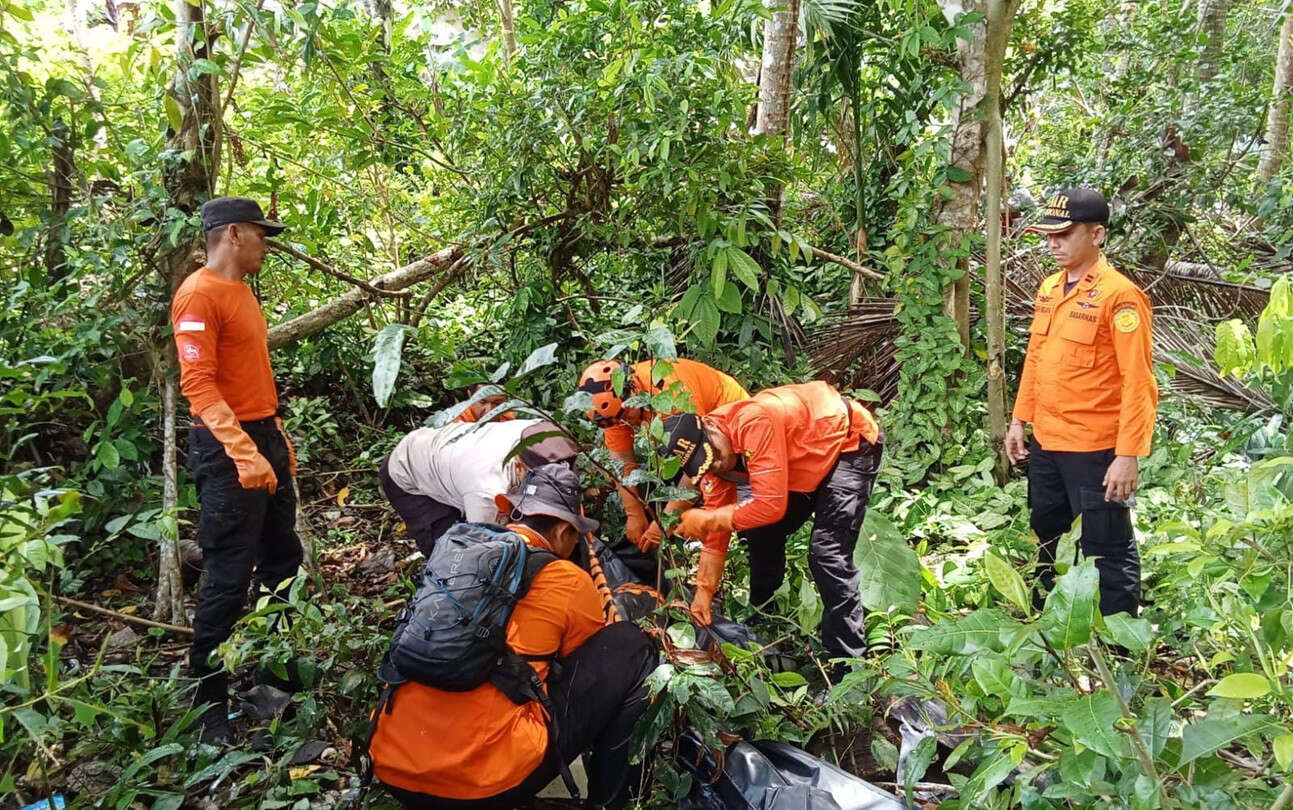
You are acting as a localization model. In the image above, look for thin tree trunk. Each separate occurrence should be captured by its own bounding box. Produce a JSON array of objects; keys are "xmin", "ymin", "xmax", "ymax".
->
[
  {"xmin": 155, "ymin": 0, "xmax": 220, "ymax": 625},
  {"xmin": 1257, "ymin": 10, "xmax": 1293, "ymax": 182},
  {"xmin": 983, "ymin": 0, "xmax": 1017, "ymax": 483},
  {"xmin": 1195, "ymin": 0, "xmax": 1230, "ymax": 86},
  {"xmin": 45, "ymin": 119, "xmax": 74, "ymax": 282},
  {"xmin": 753, "ymin": 0, "xmax": 801, "ymax": 223},
  {"xmin": 935, "ymin": 0, "xmax": 989, "ymax": 352},
  {"xmin": 153, "ymin": 358, "xmax": 186, "ymax": 624},
  {"xmin": 498, "ymin": 0, "xmax": 516, "ymax": 62}
]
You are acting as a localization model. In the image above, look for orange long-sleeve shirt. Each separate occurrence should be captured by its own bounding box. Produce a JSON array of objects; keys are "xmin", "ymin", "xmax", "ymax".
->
[
  {"xmin": 171, "ymin": 268, "xmax": 278, "ymax": 421},
  {"xmin": 696, "ymin": 381, "xmax": 880, "ymax": 546},
  {"xmin": 1012, "ymin": 255, "xmax": 1158, "ymax": 457},
  {"xmin": 369, "ymin": 525, "xmax": 606, "ymax": 799},
  {"xmin": 602, "ymin": 358, "xmax": 749, "ymax": 454}
]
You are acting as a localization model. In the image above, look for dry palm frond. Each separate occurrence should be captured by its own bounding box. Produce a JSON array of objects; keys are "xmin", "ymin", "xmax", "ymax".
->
[{"xmin": 807, "ymin": 249, "xmax": 1274, "ymax": 413}]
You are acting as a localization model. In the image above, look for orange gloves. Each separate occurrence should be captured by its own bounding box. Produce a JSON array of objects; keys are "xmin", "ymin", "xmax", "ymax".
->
[
  {"xmin": 690, "ymin": 547, "xmax": 727, "ymax": 626},
  {"xmin": 275, "ymin": 417, "xmax": 297, "ymax": 478},
  {"xmin": 678, "ymin": 505, "xmax": 736, "ymax": 539},
  {"xmin": 620, "ymin": 486, "xmax": 651, "ymax": 547},
  {"xmin": 637, "ymin": 521, "xmax": 663, "ymax": 552},
  {"xmin": 202, "ymin": 401, "xmax": 277, "ymax": 492}
]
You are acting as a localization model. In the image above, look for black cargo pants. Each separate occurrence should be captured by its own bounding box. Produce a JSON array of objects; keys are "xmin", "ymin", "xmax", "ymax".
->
[
  {"xmin": 1027, "ymin": 438, "xmax": 1139, "ymax": 616},
  {"xmin": 743, "ymin": 440, "xmax": 884, "ymax": 661},
  {"xmin": 378, "ymin": 456, "xmax": 463, "ymax": 557},
  {"xmin": 384, "ymin": 621, "xmax": 658, "ymax": 809},
  {"xmin": 188, "ymin": 416, "xmax": 303, "ymax": 674}
]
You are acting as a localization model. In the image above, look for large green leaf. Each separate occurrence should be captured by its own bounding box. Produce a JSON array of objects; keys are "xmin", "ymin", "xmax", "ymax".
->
[
  {"xmin": 1207, "ymin": 673, "xmax": 1271, "ymax": 700},
  {"xmin": 1137, "ymin": 697, "xmax": 1173, "ymax": 760},
  {"xmin": 517, "ymin": 341, "xmax": 559, "ymax": 377},
  {"xmin": 983, "ymin": 550, "xmax": 1030, "ymax": 612},
  {"xmin": 1099, "ymin": 612, "xmax": 1155, "ymax": 652},
  {"xmin": 908, "ymin": 609, "xmax": 1019, "ymax": 656},
  {"xmin": 371, "ymin": 324, "xmax": 412, "ymax": 408},
  {"xmin": 855, "ymin": 510, "xmax": 920, "ymax": 613},
  {"xmin": 1041, "ymin": 558, "xmax": 1098, "ymax": 650},
  {"xmin": 1060, "ymin": 691, "xmax": 1130, "ymax": 760},
  {"xmin": 1178, "ymin": 714, "xmax": 1282, "ymax": 768}
]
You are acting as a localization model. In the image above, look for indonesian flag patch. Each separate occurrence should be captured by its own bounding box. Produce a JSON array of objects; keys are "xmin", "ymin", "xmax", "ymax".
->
[{"xmin": 177, "ymin": 314, "xmax": 206, "ymax": 332}]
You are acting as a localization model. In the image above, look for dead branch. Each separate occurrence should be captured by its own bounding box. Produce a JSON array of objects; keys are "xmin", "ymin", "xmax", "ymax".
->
[
  {"xmin": 56, "ymin": 595, "xmax": 195, "ymax": 636},
  {"xmin": 267, "ymin": 239, "xmax": 412, "ymax": 299}
]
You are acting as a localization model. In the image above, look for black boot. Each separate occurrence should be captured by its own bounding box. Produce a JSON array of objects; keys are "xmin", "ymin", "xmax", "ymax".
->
[{"xmin": 193, "ymin": 668, "xmax": 231, "ymax": 745}]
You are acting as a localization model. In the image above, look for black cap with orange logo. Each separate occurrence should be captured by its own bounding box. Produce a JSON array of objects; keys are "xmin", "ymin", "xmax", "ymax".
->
[{"xmin": 1026, "ymin": 188, "xmax": 1109, "ymax": 234}]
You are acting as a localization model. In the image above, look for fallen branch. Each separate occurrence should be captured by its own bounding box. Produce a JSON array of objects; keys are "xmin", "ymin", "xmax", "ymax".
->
[
  {"xmin": 55, "ymin": 595, "xmax": 195, "ymax": 636},
  {"xmin": 267, "ymin": 245, "xmax": 464, "ymax": 349},
  {"xmin": 807, "ymin": 245, "xmax": 884, "ymax": 280},
  {"xmin": 267, "ymin": 240, "xmax": 412, "ymax": 299}
]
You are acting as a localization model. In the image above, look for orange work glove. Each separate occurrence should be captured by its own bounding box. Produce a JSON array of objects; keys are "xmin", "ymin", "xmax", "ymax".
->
[
  {"xmin": 690, "ymin": 547, "xmax": 727, "ymax": 626},
  {"xmin": 201, "ymin": 402, "xmax": 277, "ymax": 493},
  {"xmin": 678, "ymin": 505, "xmax": 736, "ymax": 539},
  {"xmin": 275, "ymin": 417, "xmax": 298, "ymax": 478},
  {"xmin": 636, "ymin": 521, "xmax": 663, "ymax": 553},
  {"xmin": 620, "ymin": 486, "xmax": 650, "ymax": 545}
]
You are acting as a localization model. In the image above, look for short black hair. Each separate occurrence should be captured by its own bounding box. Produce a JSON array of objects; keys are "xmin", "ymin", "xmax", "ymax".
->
[
  {"xmin": 205, "ymin": 223, "xmax": 230, "ymax": 252},
  {"xmin": 516, "ymin": 513, "xmax": 567, "ymax": 536}
]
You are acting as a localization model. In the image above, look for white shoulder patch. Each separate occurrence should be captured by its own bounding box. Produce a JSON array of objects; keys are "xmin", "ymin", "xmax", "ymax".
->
[{"xmin": 178, "ymin": 320, "xmax": 206, "ymax": 332}]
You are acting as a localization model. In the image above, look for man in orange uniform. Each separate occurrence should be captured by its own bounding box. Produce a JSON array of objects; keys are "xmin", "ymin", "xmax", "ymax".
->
[
  {"xmin": 171, "ymin": 197, "xmax": 302, "ymax": 743},
  {"xmin": 656, "ymin": 381, "xmax": 883, "ymax": 662},
  {"xmin": 369, "ymin": 465, "xmax": 656, "ymax": 809},
  {"xmin": 578, "ymin": 358, "xmax": 748, "ymax": 552},
  {"xmin": 1006, "ymin": 188, "xmax": 1157, "ymax": 616}
]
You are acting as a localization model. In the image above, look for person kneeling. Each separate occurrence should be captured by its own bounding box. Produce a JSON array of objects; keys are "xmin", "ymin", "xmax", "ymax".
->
[{"xmin": 368, "ymin": 464, "xmax": 657, "ymax": 809}]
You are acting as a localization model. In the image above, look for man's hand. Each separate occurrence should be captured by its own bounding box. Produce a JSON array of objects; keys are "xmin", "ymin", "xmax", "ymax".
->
[
  {"xmin": 619, "ymin": 486, "xmax": 649, "ymax": 544},
  {"xmin": 689, "ymin": 588, "xmax": 714, "ymax": 626},
  {"xmin": 236, "ymin": 453, "xmax": 278, "ymax": 493},
  {"xmin": 1103, "ymin": 455, "xmax": 1139, "ymax": 503},
  {"xmin": 678, "ymin": 506, "xmax": 735, "ymax": 539},
  {"xmin": 635, "ymin": 521, "xmax": 663, "ymax": 553},
  {"xmin": 1005, "ymin": 420, "xmax": 1030, "ymax": 464}
]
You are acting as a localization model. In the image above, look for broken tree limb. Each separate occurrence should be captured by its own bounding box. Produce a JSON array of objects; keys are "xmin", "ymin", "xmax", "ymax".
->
[
  {"xmin": 56, "ymin": 595, "xmax": 195, "ymax": 636},
  {"xmin": 267, "ymin": 240, "xmax": 412, "ymax": 299},
  {"xmin": 267, "ymin": 245, "xmax": 463, "ymax": 349},
  {"xmin": 807, "ymin": 245, "xmax": 883, "ymax": 280}
]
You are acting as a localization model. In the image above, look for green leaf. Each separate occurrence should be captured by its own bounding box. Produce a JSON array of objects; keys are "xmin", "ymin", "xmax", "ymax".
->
[
  {"xmin": 1214, "ymin": 319, "xmax": 1256, "ymax": 378},
  {"xmin": 1206, "ymin": 673, "xmax": 1271, "ymax": 700},
  {"xmin": 1060, "ymin": 691, "xmax": 1130, "ymax": 760},
  {"xmin": 1273, "ymin": 733, "xmax": 1293, "ymax": 771},
  {"xmin": 643, "ymin": 326, "xmax": 677, "ymax": 361},
  {"xmin": 1178, "ymin": 714, "xmax": 1282, "ymax": 767},
  {"xmin": 1041, "ymin": 557, "xmax": 1098, "ymax": 650},
  {"xmin": 1099, "ymin": 612, "xmax": 1155, "ymax": 652},
  {"xmin": 97, "ymin": 440, "xmax": 120, "ymax": 470},
  {"xmin": 726, "ymin": 247, "xmax": 761, "ymax": 290},
  {"xmin": 770, "ymin": 671, "xmax": 807, "ymax": 689},
  {"xmin": 984, "ymin": 551, "xmax": 1030, "ymax": 612},
  {"xmin": 517, "ymin": 342, "xmax": 559, "ymax": 377},
  {"xmin": 1138, "ymin": 697, "xmax": 1173, "ymax": 759},
  {"xmin": 946, "ymin": 165, "xmax": 973, "ymax": 183},
  {"xmin": 710, "ymin": 247, "xmax": 728, "ymax": 297},
  {"xmin": 908, "ymin": 609, "xmax": 1019, "ymax": 656},
  {"xmin": 688, "ymin": 294, "xmax": 720, "ymax": 346},
  {"xmin": 371, "ymin": 324, "xmax": 411, "ymax": 408},
  {"xmin": 164, "ymin": 94, "xmax": 184, "ymax": 132},
  {"xmin": 971, "ymin": 653, "xmax": 1015, "ymax": 697},
  {"xmin": 855, "ymin": 510, "xmax": 920, "ymax": 613},
  {"xmin": 960, "ymin": 752, "xmax": 1014, "ymax": 804},
  {"xmin": 902, "ymin": 734, "xmax": 937, "ymax": 805}
]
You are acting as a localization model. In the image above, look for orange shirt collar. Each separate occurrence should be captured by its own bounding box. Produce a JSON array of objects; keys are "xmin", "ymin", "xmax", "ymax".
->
[
  {"xmin": 1064, "ymin": 254, "xmax": 1109, "ymax": 298},
  {"xmin": 507, "ymin": 523, "xmax": 554, "ymax": 553}
]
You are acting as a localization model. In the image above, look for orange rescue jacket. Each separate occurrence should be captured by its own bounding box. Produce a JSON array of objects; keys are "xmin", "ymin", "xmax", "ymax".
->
[
  {"xmin": 368, "ymin": 526, "xmax": 605, "ymax": 799},
  {"xmin": 1012, "ymin": 255, "xmax": 1158, "ymax": 457},
  {"xmin": 696, "ymin": 381, "xmax": 881, "ymax": 545},
  {"xmin": 602, "ymin": 358, "xmax": 749, "ymax": 454}
]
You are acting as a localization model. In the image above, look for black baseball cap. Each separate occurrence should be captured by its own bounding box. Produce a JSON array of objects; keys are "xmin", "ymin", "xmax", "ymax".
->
[
  {"xmin": 1026, "ymin": 188, "xmax": 1109, "ymax": 234},
  {"xmin": 657, "ymin": 413, "xmax": 715, "ymax": 481},
  {"xmin": 200, "ymin": 197, "xmax": 286, "ymax": 236},
  {"xmin": 494, "ymin": 463, "xmax": 599, "ymax": 535},
  {"xmin": 517, "ymin": 422, "xmax": 581, "ymax": 469}
]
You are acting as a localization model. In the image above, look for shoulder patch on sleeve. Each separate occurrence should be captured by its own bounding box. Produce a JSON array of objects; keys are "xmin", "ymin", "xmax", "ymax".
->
[{"xmin": 1113, "ymin": 308, "xmax": 1141, "ymax": 333}]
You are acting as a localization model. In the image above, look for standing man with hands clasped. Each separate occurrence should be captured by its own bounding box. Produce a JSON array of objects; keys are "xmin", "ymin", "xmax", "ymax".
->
[
  {"xmin": 171, "ymin": 197, "xmax": 303, "ymax": 743},
  {"xmin": 1006, "ymin": 189, "xmax": 1158, "ymax": 617}
]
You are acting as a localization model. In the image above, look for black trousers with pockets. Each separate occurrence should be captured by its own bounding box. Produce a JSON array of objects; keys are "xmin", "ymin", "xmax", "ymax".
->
[
  {"xmin": 1027, "ymin": 438, "xmax": 1139, "ymax": 616},
  {"xmin": 378, "ymin": 456, "xmax": 463, "ymax": 557},
  {"xmin": 385, "ymin": 621, "xmax": 658, "ymax": 810},
  {"xmin": 743, "ymin": 440, "xmax": 883, "ymax": 660},
  {"xmin": 188, "ymin": 417, "xmax": 303, "ymax": 674}
]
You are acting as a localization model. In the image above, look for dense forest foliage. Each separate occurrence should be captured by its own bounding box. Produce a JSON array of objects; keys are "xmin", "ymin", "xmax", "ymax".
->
[{"xmin": 2, "ymin": 0, "xmax": 1293, "ymax": 805}]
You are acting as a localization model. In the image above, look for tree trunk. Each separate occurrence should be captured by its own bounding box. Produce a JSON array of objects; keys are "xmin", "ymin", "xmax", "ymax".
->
[
  {"xmin": 498, "ymin": 0, "xmax": 516, "ymax": 62},
  {"xmin": 983, "ymin": 0, "xmax": 1017, "ymax": 484},
  {"xmin": 45, "ymin": 119, "xmax": 74, "ymax": 283},
  {"xmin": 935, "ymin": 0, "xmax": 989, "ymax": 352},
  {"xmin": 1257, "ymin": 10, "xmax": 1293, "ymax": 183},
  {"xmin": 153, "ymin": 358, "xmax": 186, "ymax": 624},
  {"xmin": 753, "ymin": 0, "xmax": 801, "ymax": 223},
  {"xmin": 1195, "ymin": 0, "xmax": 1230, "ymax": 86},
  {"xmin": 155, "ymin": 0, "xmax": 221, "ymax": 626}
]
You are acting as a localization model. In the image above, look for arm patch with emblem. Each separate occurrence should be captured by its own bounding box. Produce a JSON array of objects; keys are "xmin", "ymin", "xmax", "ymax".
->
[{"xmin": 1113, "ymin": 308, "xmax": 1140, "ymax": 333}]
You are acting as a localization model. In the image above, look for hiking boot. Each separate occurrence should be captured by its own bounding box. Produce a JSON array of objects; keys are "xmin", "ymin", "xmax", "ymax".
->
[
  {"xmin": 192, "ymin": 667, "xmax": 231, "ymax": 745},
  {"xmin": 253, "ymin": 658, "xmax": 308, "ymax": 692}
]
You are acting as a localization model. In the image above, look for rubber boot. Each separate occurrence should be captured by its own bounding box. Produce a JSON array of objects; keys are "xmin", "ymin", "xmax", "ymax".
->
[{"xmin": 193, "ymin": 668, "xmax": 231, "ymax": 745}]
